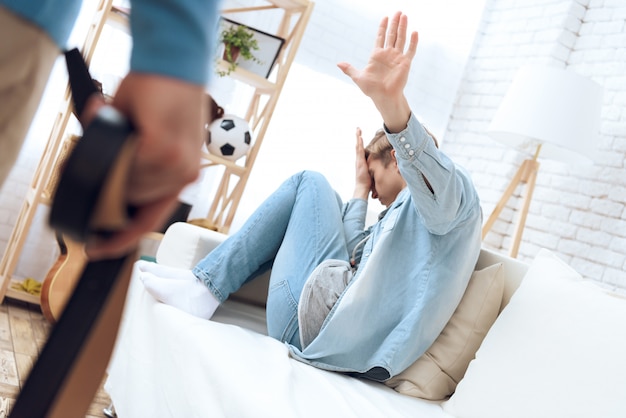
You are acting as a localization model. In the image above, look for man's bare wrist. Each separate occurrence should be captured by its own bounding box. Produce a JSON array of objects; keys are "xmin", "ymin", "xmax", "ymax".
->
[{"xmin": 353, "ymin": 188, "xmax": 369, "ymax": 200}]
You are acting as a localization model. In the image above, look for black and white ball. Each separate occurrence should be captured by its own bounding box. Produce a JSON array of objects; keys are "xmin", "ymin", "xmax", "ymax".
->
[{"xmin": 206, "ymin": 115, "xmax": 252, "ymax": 161}]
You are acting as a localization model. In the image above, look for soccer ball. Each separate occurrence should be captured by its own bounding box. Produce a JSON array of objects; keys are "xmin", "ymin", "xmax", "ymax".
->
[{"xmin": 206, "ymin": 115, "xmax": 252, "ymax": 161}]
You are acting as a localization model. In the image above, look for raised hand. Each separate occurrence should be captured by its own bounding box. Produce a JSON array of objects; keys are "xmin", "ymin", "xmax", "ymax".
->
[
  {"xmin": 337, "ymin": 12, "xmax": 418, "ymax": 133},
  {"xmin": 353, "ymin": 127, "xmax": 371, "ymax": 200}
]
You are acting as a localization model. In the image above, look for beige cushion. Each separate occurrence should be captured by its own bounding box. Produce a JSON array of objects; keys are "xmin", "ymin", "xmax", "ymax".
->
[
  {"xmin": 442, "ymin": 249, "xmax": 626, "ymax": 418},
  {"xmin": 385, "ymin": 263, "xmax": 504, "ymax": 400}
]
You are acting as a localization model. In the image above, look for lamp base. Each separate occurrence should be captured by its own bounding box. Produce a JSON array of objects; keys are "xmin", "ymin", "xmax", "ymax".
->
[{"xmin": 482, "ymin": 157, "xmax": 539, "ymax": 258}]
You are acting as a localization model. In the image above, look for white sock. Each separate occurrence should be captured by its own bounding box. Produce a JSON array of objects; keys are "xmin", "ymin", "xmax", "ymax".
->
[
  {"xmin": 136, "ymin": 259, "xmax": 194, "ymax": 279},
  {"xmin": 138, "ymin": 262, "xmax": 220, "ymax": 320}
]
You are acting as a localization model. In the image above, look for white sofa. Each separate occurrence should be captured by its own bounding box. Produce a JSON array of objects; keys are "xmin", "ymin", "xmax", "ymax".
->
[{"xmin": 105, "ymin": 222, "xmax": 626, "ymax": 418}]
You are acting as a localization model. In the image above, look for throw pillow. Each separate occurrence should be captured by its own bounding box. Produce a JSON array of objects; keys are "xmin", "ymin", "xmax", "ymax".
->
[
  {"xmin": 385, "ymin": 262, "xmax": 504, "ymax": 400},
  {"xmin": 442, "ymin": 249, "xmax": 626, "ymax": 418}
]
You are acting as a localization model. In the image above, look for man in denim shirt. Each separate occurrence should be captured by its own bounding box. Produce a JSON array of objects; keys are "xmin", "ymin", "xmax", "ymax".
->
[{"xmin": 139, "ymin": 11, "xmax": 482, "ymax": 381}]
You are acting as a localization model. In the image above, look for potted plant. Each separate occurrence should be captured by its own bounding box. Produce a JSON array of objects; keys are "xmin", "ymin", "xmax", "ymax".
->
[{"xmin": 218, "ymin": 23, "xmax": 262, "ymax": 76}]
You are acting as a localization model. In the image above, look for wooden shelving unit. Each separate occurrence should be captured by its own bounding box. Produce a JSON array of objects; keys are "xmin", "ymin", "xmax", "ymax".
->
[
  {"xmin": 204, "ymin": 0, "xmax": 314, "ymax": 232},
  {"xmin": 0, "ymin": 0, "xmax": 313, "ymax": 304},
  {"xmin": 0, "ymin": 0, "xmax": 119, "ymax": 304}
]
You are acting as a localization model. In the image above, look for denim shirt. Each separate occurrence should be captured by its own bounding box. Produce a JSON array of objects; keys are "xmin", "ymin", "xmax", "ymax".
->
[
  {"xmin": 289, "ymin": 113, "xmax": 482, "ymax": 380},
  {"xmin": 0, "ymin": 0, "xmax": 218, "ymax": 85}
]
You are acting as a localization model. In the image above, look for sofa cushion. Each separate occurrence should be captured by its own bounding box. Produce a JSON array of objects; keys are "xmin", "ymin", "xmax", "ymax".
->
[
  {"xmin": 443, "ymin": 248, "xmax": 626, "ymax": 418},
  {"xmin": 385, "ymin": 262, "xmax": 504, "ymax": 400}
]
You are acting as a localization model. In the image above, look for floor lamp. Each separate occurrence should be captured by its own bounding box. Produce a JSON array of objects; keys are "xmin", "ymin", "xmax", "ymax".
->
[{"xmin": 482, "ymin": 65, "xmax": 603, "ymax": 258}]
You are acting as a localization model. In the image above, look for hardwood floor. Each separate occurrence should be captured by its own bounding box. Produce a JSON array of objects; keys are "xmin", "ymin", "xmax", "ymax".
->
[{"xmin": 0, "ymin": 298, "xmax": 112, "ymax": 417}]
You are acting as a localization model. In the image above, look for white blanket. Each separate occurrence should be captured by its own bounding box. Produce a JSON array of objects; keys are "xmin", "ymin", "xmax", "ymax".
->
[{"xmin": 105, "ymin": 266, "xmax": 450, "ymax": 418}]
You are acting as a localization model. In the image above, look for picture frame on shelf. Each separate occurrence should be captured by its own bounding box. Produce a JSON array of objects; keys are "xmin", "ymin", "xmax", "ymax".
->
[{"xmin": 219, "ymin": 17, "xmax": 285, "ymax": 79}]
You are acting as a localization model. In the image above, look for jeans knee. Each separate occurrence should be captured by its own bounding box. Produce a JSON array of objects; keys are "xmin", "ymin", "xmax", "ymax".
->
[{"xmin": 294, "ymin": 170, "xmax": 331, "ymax": 189}]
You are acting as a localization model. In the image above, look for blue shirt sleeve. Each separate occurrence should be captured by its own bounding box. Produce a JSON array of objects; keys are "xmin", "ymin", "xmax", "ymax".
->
[
  {"xmin": 0, "ymin": 0, "xmax": 82, "ymax": 47},
  {"xmin": 129, "ymin": 0, "xmax": 221, "ymax": 86},
  {"xmin": 0, "ymin": 0, "xmax": 220, "ymax": 85},
  {"xmin": 341, "ymin": 198, "xmax": 369, "ymax": 259},
  {"xmin": 385, "ymin": 113, "xmax": 480, "ymax": 235}
]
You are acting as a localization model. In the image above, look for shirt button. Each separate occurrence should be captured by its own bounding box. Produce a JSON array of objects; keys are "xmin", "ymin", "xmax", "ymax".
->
[
  {"xmin": 409, "ymin": 150, "xmax": 415, "ymax": 156},
  {"xmin": 399, "ymin": 136, "xmax": 406, "ymax": 142},
  {"xmin": 404, "ymin": 143, "xmax": 410, "ymax": 149}
]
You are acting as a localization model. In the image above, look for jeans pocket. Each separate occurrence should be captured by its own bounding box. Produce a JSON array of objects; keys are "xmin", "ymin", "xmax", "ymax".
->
[{"xmin": 266, "ymin": 279, "xmax": 300, "ymax": 348}]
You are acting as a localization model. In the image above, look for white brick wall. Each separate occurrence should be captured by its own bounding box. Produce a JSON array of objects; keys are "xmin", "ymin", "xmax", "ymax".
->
[{"xmin": 445, "ymin": 0, "xmax": 626, "ymax": 290}]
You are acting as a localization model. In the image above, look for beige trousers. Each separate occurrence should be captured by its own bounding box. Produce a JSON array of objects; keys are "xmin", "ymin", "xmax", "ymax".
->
[{"xmin": 0, "ymin": 7, "xmax": 60, "ymax": 187}]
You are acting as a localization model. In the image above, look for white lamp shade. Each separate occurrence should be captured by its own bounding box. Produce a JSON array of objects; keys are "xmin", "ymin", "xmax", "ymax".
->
[{"xmin": 487, "ymin": 65, "xmax": 603, "ymax": 164}]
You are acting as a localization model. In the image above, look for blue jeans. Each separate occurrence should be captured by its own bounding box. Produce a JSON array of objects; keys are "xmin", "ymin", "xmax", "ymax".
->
[{"xmin": 193, "ymin": 171, "xmax": 350, "ymax": 350}]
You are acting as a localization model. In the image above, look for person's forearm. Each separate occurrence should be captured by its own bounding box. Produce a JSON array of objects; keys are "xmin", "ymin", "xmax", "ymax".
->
[
  {"xmin": 342, "ymin": 198, "xmax": 369, "ymax": 255},
  {"xmin": 376, "ymin": 95, "xmax": 412, "ymax": 134},
  {"xmin": 352, "ymin": 185, "xmax": 369, "ymax": 200}
]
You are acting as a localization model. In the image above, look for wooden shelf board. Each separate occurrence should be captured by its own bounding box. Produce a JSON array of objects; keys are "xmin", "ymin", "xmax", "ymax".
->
[
  {"xmin": 5, "ymin": 280, "xmax": 41, "ymax": 305},
  {"xmin": 107, "ymin": 5, "xmax": 130, "ymax": 32},
  {"xmin": 201, "ymin": 152, "xmax": 247, "ymax": 175},
  {"xmin": 267, "ymin": 0, "xmax": 311, "ymax": 12},
  {"xmin": 216, "ymin": 61, "xmax": 276, "ymax": 93}
]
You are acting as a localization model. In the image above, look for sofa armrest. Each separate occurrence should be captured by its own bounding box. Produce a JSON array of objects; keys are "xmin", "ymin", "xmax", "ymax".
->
[
  {"xmin": 477, "ymin": 248, "xmax": 529, "ymax": 310},
  {"xmin": 156, "ymin": 222, "xmax": 228, "ymax": 269},
  {"xmin": 156, "ymin": 222, "xmax": 269, "ymax": 307}
]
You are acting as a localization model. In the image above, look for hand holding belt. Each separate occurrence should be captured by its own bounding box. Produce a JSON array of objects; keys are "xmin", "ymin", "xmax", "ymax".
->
[{"xmin": 11, "ymin": 49, "xmax": 137, "ymax": 418}]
